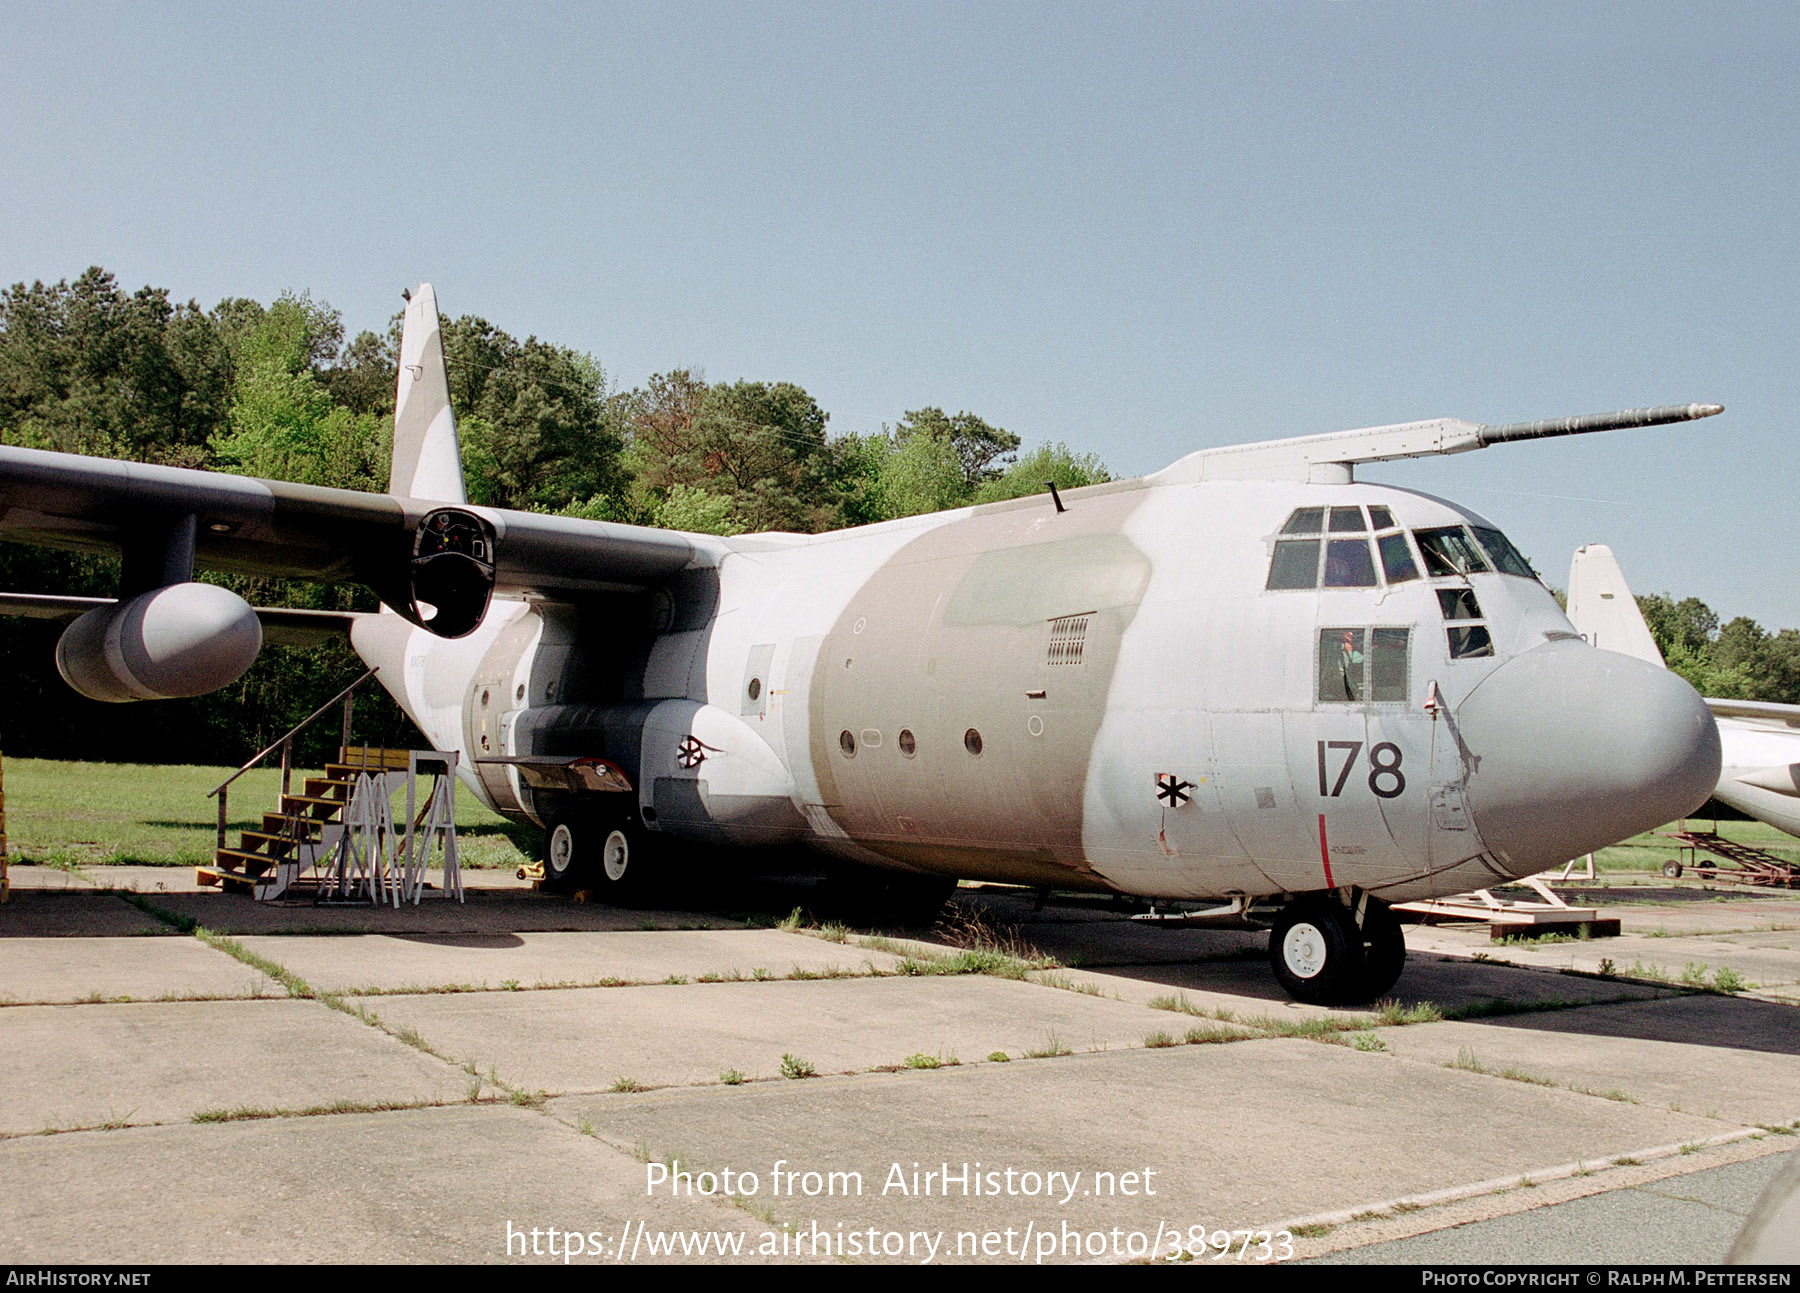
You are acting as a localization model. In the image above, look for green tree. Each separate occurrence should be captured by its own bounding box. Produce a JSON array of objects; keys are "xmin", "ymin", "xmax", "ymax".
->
[
  {"xmin": 0, "ymin": 267, "xmax": 231, "ymax": 464},
  {"xmin": 877, "ymin": 429, "xmax": 969, "ymax": 517},
  {"xmin": 974, "ymin": 442, "xmax": 1112, "ymax": 503},
  {"xmin": 443, "ymin": 316, "xmax": 623, "ymax": 512},
  {"xmin": 891, "ymin": 407, "xmax": 1019, "ymax": 492}
]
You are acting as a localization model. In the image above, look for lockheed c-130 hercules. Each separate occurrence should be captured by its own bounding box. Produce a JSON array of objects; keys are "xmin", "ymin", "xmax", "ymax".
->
[{"xmin": 0, "ymin": 285, "xmax": 1725, "ymax": 1004}]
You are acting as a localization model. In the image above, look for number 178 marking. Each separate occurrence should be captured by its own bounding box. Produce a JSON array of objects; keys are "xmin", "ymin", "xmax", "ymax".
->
[{"xmin": 1316, "ymin": 740, "xmax": 1406, "ymax": 800}]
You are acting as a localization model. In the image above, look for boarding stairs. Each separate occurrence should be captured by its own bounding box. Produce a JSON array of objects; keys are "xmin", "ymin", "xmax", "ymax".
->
[
  {"xmin": 1658, "ymin": 829, "xmax": 1800, "ymax": 888},
  {"xmin": 198, "ymin": 671, "xmax": 463, "ymax": 904}
]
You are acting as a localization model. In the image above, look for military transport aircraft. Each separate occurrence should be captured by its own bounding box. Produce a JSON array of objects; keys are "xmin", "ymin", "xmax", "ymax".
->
[
  {"xmin": 0, "ymin": 285, "xmax": 1724, "ymax": 1004},
  {"xmin": 1567, "ymin": 543, "xmax": 1800, "ymax": 840}
]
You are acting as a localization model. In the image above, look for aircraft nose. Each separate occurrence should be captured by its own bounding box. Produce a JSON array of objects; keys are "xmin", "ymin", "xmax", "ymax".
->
[{"xmin": 1452, "ymin": 640, "xmax": 1721, "ymax": 874}]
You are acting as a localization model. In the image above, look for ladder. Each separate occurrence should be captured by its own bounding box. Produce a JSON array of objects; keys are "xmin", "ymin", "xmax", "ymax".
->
[{"xmin": 1659, "ymin": 829, "xmax": 1800, "ymax": 887}]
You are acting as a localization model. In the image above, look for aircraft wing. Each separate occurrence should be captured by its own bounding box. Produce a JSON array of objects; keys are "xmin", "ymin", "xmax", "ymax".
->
[
  {"xmin": 0, "ymin": 591, "xmax": 363, "ymax": 647},
  {"xmin": 0, "ymin": 444, "xmax": 705, "ymax": 596},
  {"xmin": 1707, "ymin": 698, "xmax": 1800, "ymax": 730}
]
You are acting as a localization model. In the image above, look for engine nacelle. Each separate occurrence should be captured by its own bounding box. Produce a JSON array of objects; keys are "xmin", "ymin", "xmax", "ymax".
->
[
  {"xmin": 369, "ymin": 507, "xmax": 497, "ymax": 639},
  {"xmin": 56, "ymin": 583, "xmax": 263, "ymax": 703}
]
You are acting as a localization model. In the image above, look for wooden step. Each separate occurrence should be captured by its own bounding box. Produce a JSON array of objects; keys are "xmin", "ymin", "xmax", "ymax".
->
[
  {"xmin": 303, "ymin": 777, "xmax": 353, "ymax": 800},
  {"xmin": 195, "ymin": 865, "xmax": 257, "ymax": 894},
  {"xmin": 262, "ymin": 812, "xmax": 327, "ymax": 836},
  {"xmin": 237, "ymin": 831, "xmax": 300, "ymax": 858},
  {"xmin": 214, "ymin": 848, "xmax": 279, "ymax": 875},
  {"xmin": 281, "ymin": 794, "xmax": 350, "ymax": 816},
  {"xmin": 338, "ymin": 746, "xmax": 413, "ymax": 773}
]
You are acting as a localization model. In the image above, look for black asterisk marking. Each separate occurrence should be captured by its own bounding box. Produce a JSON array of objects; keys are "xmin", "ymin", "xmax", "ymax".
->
[
  {"xmin": 677, "ymin": 737, "xmax": 708, "ymax": 770},
  {"xmin": 1156, "ymin": 774, "xmax": 1193, "ymax": 808}
]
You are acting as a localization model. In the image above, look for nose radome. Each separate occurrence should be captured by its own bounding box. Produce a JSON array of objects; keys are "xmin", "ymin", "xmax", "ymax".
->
[{"xmin": 1453, "ymin": 639, "xmax": 1721, "ymax": 874}]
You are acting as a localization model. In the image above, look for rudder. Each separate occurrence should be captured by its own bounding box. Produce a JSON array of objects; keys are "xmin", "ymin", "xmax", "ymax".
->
[{"xmin": 391, "ymin": 284, "xmax": 467, "ymax": 503}]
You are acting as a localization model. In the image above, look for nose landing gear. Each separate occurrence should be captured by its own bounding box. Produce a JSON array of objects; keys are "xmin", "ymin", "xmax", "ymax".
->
[{"xmin": 1268, "ymin": 894, "xmax": 1406, "ymax": 1005}]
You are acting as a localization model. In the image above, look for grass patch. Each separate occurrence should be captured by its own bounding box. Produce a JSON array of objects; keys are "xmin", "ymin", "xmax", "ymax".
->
[
  {"xmin": 903, "ymin": 1050, "xmax": 959, "ymax": 1069},
  {"xmin": 4, "ymin": 757, "xmax": 529, "ymax": 870},
  {"xmin": 1142, "ymin": 1030, "xmax": 1179, "ymax": 1049},
  {"xmin": 610, "ymin": 1077, "xmax": 648, "ymax": 1093},
  {"xmin": 779, "ymin": 1053, "xmax": 816, "ymax": 1080},
  {"xmin": 1148, "ymin": 991, "xmax": 1206, "ymax": 1017},
  {"xmin": 1349, "ymin": 1032, "xmax": 1387, "ymax": 1052},
  {"xmin": 1289, "ymin": 1222, "xmax": 1335, "ymax": 1239},
  {"xmin": 986, "ymin": 1051, "xmax": 1011, "ymax": 1063},
  {"xmin": 1183, "ymin": 1023, "xmax": 1248, "ymax": 1045},
  {"xmin": 1372, "ymin": 999, "xmax": 1443, "ymax": 1026},
  {"xmin": 719, "ymin": 1069, "xmax": 747, "ymax": 1086},
  {"xmin": 1025, "ymin": 1032, "xmax": 1073, "ymax": 1059}
]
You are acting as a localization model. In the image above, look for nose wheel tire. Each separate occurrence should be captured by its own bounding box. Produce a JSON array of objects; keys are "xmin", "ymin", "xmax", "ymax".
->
[{"xmin": 1269, "ymin": 897, "xmax": 1407, "ymax": 1005}]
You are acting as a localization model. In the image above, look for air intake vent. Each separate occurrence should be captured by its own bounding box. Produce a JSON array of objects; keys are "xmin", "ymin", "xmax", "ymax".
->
[{"xmin": 1047, "ymin": 614, "xmax": 1092, "ymax": 666}]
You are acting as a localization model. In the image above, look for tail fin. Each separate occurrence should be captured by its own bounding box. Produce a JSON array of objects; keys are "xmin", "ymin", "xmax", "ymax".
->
[
  {"xmin": 390, "ymin": 284, "xmax": 467, "ymax": 503},
  {"xmin": 1566, "ymin": 544, "xmax": 1665, "ymax": 666}
]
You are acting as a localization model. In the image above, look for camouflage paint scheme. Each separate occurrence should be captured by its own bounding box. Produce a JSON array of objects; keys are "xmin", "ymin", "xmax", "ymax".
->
[{"xmin": 0, "ymin": 285, "xmax": 1724, "ymax": 912}]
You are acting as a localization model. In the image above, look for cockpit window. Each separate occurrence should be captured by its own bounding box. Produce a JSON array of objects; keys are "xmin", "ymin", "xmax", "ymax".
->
[
  {"xmin": 1437, "ymin": 588, "xmax": 1482, "ymax": 621},
  {"xmin": 1377, "ymin": 532, "xmax": 1419, "ymax": 584},
  {"xmin": 1470, "ymin": 526, "xmax": 1537, "ymax": 579},
  {"xmin": 1267, "ymin": 539, "xmax": 1322, "ymax": 590},
  {"xmin": 1319, "ymin": 626, "xmax": 1411, "ymax": 703},
  {"xmin": 1322, "ymin": 538, "xmax": 1377, "ymax": 587},
  {"xmin": 1318, "ymin": 628, "xmax": 1366, "ymax": 701},
  {"xmin": 1281, "ymin": 508, "xmax": 1325, "ymax": 535},
  {"xmin": 1448, "ymin": 625, "xmax": 1494, "ymax": 659},
  {"xmin": 1327, "ymin": 506, "xmax": 1366, "ymax": 533},
  {"xmin": 1367, "ymin": 504, "xmax": 1397, "ymax": 530},
  {"xmin": 1414, "ymin": 526, "xmax": 1492, "ymax": 577}
]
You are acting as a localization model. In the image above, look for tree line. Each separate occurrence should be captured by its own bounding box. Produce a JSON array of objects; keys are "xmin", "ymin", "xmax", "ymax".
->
[
  {"xmin": 0, "ymin": 267, "xmax": 1794, "ymax": 768},
  {"xmin": 0, "ymin": 268, "xmax": 1106, "ymax": 764}
]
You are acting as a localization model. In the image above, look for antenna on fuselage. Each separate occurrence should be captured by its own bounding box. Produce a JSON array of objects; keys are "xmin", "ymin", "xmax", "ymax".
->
[{"xmin": 1149, "ymin": 402, "xmax": 1723, "ymax": 485}]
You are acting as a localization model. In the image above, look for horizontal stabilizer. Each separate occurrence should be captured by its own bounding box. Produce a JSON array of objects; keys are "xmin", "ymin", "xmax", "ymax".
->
[
  {"xmin": 1709, "ymin": 698, "xmax": 1800, "ymax": 729},
  {"xmin": 1565, "ymin": 544, "xmax": 1665, "ymax": 665}
]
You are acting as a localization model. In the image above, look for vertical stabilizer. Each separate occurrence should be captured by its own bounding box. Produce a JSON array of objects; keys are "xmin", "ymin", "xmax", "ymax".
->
[
  {"xmin": 391, "ymin": 284, "xmax": 467, "ymax": 503},
  {"xmin": 1566, "ymin": 544, "xmax": 1665, "ymax": 666}
]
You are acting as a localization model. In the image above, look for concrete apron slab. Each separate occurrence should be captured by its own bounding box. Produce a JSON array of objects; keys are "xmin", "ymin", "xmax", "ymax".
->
[
  {"xmin": 1024, "ymin": 948, "xmax": 1668, "ymax": 1021},
  {"xmin": 366, "ymin": 976, "xmax": 1184, "ymax": 1093},
  {"xmin": 0, "ymin": 891, "xmax": 169, "ymax": 937},
  {"xmin": 555, "ymin": 1040, "xmax": 1738, "ymax": 1262},
  {"xmin": 0, "ymin": 935, "xmax": 277, "ymax": 1004},
  {"xmin": 0, "ymin": 1104, "xmax": 784, "ymax": 1264},
  {"xmin": 234, "ymin": 929, "xmax": 907, "ymax": 994},
  {"xmin": 0, "ymin": 998, "xmax": 469, "ymax": 1134},
  {"xmin": 1409, "ymin": 929, "xmax": 1800, "ymax": 994},
  {"xmin": 1372, "ymin": 994, "xmax": 1800, "ymax": 1128},
  {"xmin": 127, "ymin": 890, "xmax": 745, "ymax": 936}
]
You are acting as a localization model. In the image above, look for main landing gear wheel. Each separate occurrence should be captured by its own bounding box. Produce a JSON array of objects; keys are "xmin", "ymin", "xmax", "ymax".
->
[
  {"xmin": 1663, "ymin": 860, "xmax": 1684, "ymax": 879},
  {"xmin": 542, "ymin": 812, "xmax": 655, "ymax": 903},
  {"xmin": 1269, "ymin": 896, "xmax": 1407, "ymax": 1005}
]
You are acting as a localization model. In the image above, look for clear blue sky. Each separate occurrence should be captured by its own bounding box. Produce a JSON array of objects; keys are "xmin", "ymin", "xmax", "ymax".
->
[{"xmin": 4, "ymin": 2, "xmax": 1796, "ymax": 627}]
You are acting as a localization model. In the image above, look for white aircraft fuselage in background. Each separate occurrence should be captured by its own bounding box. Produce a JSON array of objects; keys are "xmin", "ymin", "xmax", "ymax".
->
[{"xmin": 1568, "ymin": 543, "xmax": 1800, "ymax": 840}]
